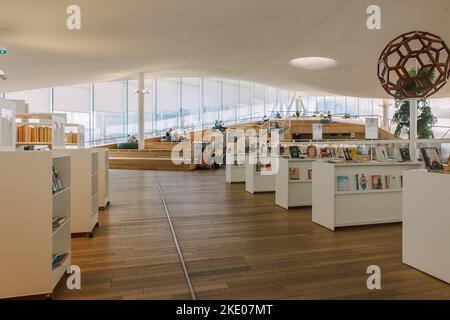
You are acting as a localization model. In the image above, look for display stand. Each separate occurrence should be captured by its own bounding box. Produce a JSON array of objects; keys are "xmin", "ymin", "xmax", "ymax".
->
[
  {"xmin": 402, "ymin": 170, "xmax": 449, "ymax": 283},
  {"xmin": 275, "ymin": 158, "xmax": 314, "ymax": 209},
  {"xmin": 225, "ymin": 129, "xmax": 246, "ymax": 183},
  {"xmin": 65, "ymin": 124, "xmax": 85, "ymax": 148},
  {"xmin": 245, "ymin": 157, "xmax": 276, "ymax": 193},
  {"xmin": 54, "ymin": 148, "xmax": 99, "ymax": 237},
  {"xmin": 15, "ymin": 113, "xmax": 66, "ymax": 149},
  {"xmin": 0, "ymin": 98, "xmax": 16, "ymax": 151},
  {"xmin": 0, "ymin": 151, "xmax": 71, "ymax": 298},
  {"xmin": 97, "ymin": 148, "xmax": 110, "ymax": 210},
  {"xmin": 312, "ymin": 161, "xmax": 422, "ymax": 231},
  {"xmin": 226, "ymin": 164, "xmax": 246, "ymax": 183}
]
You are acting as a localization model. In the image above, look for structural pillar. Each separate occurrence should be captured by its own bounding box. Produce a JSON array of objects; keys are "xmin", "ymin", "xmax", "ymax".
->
[
  {"xmin": 138, "ymin": 73, "xmax": 145, "ymax": 150},
  {"xmin": 409, "ymin": 99, "xmax": 418, "ymax": 161},
  {"xmin": 382, "ymin": 99, "xmax": 390, "ymax": 130}
]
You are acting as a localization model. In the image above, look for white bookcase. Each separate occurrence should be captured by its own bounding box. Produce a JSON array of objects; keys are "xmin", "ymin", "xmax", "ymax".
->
[
  {"xmin": 312, "ymin": 161, "xmax": 422, "ymax": 231},
  {"xmin": 15, "ymin": 113, "xmax": 66, "ymax": 149},
  {"xmin": 54, "ymin": 148, "xmax": 99, "ymax": 236},
  {"xmin": 226, "ymin": 164, "xmax": 246, "ymax": 183},
  {"xmin": 65, "ymin": 124, "xmax": 85, "ymax": 148},
  {"xmin": 0, "ymin": 98, "xmax": 16, "ymax": 151},
  {"xmin": 245, "ymin": 157, "xmax": 277, "ymax": 193},
  {"xmin": 97, "ymin": 148, "xmax": 110, "ymax": 209},
  {"xmin": 276, "ymin": 158, "xmax": 314, "ymax": 209},
  {"xmin": 225, "ymin": 129, "xmax": 246, "ymax": 183},
  {"xmin": 403, "ymin": 170, "xmax": 450, "ymax": 283},
  {"xmin": 0, "ymin": 151, "xmax": 71, "ymax": 298}
]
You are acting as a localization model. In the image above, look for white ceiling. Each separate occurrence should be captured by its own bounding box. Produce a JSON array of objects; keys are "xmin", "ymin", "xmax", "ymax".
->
[{"xmin": 1, "ymin": 0, "xmax": 450, "ymax": 98}]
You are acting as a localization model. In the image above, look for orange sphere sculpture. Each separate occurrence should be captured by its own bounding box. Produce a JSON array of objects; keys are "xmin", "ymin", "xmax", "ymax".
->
[{"xmin": 377, "ymin": 31, "xmax": 450, "ymax": 99}]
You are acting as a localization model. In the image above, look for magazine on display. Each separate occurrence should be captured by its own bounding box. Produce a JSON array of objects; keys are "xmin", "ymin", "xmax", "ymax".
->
[{"xmin": 421, "ymin": 147, "xmax": 444, "ymax": 171}]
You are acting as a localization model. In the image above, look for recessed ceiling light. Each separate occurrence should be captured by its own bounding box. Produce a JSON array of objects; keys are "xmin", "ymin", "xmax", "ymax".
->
[
  {"xmin": 0, "ymin": 70, "xmax": 7, "ymax": 80},
  {"xmin": 290, "ymin": 57, "xmax": 338, "ymax": 71}
]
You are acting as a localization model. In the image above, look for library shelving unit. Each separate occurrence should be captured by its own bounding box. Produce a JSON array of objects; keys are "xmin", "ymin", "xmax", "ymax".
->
[
  {"xmin": 0, "ymin": 98, "xmax": 16, "ymax": 151},
  {"xmin": 15, "ymin": 113, "xmax": 66, "ymax": 149},
  {"xmin": 275, "ymin": 157, "xmax": 315, "ymax": 209},
  {"xmin": 54, "ymin": 148, "xmax": 99, "ymax": 237},
  {"xmin": 65, "ymin": 124, "xmax": 85, "ymax": 148},
  {"xmin": 226, "ymin": 163, "xmax": 246, "ymax": 183},
  {"xmin": 312, "ymin": 161, "xmax": 423, "ymax": 231},
  {"xmin": 403, "ymin": 170, "xmax": 449, "ymax": 283},
  {"xmin": 225, "ymin": 129, "xmax": 247, "ymax": 183},
  {"xmin": 245, "ymin": 156, "xmax": 277, "ymax": 193},
  {"xmin": 0, "ymin": 151, "xmax": 71, "ymax": 298},
  {"xmin": 97, "ymin": 148, "xmax": 110, "ymax": 210}
]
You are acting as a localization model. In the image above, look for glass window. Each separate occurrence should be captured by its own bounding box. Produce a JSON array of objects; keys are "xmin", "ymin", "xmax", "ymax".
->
[
  {"xmin": 156, "ymin": 78, "xmax": 180, "ymax": 133},
  {"xmin": 5, "ymin": 88, "xmax": 51, "ymax": 113},
  {"xmin": 181, "ymin": 77, "xmax": 201, "ymax": 131},
  {"xmin": 203, "ymin": 78, "xmax": 221, "ymax": 127},
  {"xmin": 223, "ymin": 79, "xmax": 237, "ymax": 124},
  {"xmin": 254, "ymin": 84, "xmax": 265, "ymax": 119},
  {"xmin": 127, "ymin": 79, "xmax": 153, "ymax": 136},
  {"xmin": 265, "ymin": 87, "xmax": 278, "ymax": 116},
  {"xmin": 238, "ymin": 81, "xmax": 252, "ymax": 121}
]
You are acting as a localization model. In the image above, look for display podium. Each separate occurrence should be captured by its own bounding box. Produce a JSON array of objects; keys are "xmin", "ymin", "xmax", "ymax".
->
[
  {"xmin": 275, "ymin": 158, "xmax": 314, "ymax": 209},
  {"xmin": 245, "ymin": 157, "xmax": 276, "ymax": 193},
  {"xmin": 312, "ymin": 161, "xmax": 422, "ymax": 231},
  {"xmin": 403, "ymin": 170, "xmax": 450, "ymax": 283}
]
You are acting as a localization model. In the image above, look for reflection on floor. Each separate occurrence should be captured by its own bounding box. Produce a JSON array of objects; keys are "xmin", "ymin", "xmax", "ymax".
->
[{"xmin": 54, "ymin": 169, "xmax": 450, "ymax": 300}]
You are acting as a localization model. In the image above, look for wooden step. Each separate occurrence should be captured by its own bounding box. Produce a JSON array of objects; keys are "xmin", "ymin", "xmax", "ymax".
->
[{"xmin": 109, "ymin": 157, "xmax": 194, "ymax": 171}]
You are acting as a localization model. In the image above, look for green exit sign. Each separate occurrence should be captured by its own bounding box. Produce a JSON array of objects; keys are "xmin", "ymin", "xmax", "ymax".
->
[{"xmin": 0, "ymin": 47, "xmax": 7, "ymax": 55}]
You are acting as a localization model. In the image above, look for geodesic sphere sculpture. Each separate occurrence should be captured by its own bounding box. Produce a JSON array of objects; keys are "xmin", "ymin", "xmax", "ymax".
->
[{"xmin": 377, "ymin": 31, "xmax": 450, "ymax": 99}]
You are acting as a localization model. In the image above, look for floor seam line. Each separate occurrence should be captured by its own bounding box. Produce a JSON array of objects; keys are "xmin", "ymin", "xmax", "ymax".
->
[{"xmin": 154, "ymin": 172, "xmax": 197, "ymax": 301}]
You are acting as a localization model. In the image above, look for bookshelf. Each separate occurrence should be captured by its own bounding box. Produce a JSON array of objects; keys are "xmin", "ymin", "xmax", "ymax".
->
[
  {"xmin": 0, "ymin": 98, "xmax": 16, "ymax": 151},
  {"xmin": 54, "ymin": 148, "xmax": 99, "ymax": 237},
  {"xmin": 15, "ymin": 113, "xmax": 66, "ymax": 149},
  {"xmin": 245, "ymin": 156, "xmax": 277, "ymax": 193},
  {"xmin": 403, "ymin": 170, "xmax": 450, "ymax": 283},
  {"xmin": 97, "ymin": 148, "xmax": 110, "ymax": 210},
  {"xmin": 65, "ymin": 124, "xmax": 85, "ymax": 148},
  {"xmin": 312, "ymin": 161, "xmax": 423, "ymax": 231},
  {"xmin": 275, "ymin": 158, "xmax": 314, "ymax": 209},
  {"xmin": 0, "ymin": 151, "xmax": 71, "ymax": 298},
  {"xmin": 225, "ymin": 129, "xmax": 247, "ymax": 183}
]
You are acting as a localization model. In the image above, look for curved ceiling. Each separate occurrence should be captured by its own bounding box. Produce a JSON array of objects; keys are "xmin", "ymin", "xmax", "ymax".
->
[{"xmin": 1, "ymin": 0, "xmax": 450, "ymax": 98}]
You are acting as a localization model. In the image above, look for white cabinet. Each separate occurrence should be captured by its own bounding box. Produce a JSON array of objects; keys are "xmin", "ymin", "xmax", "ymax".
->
[
  {"xmin": 0, "ymin": 151, "xmax": 71, "ymax": 298},
  {"xmin": 245, "ymin": 157, "xmax": 276, "ymax": 193},
  {"xmin": 312, "ymin": 161, "xmax": 423, "ymax": 231},
  {"xmin": 97, "ymin": 148, "xmax": 110, "ymax": 209},
  {"xmin": 226, "ymin": 164, "xmax": 246, "ymax": 183},
  {"xmin": 276, "ymin": 158, "xmax": 314, "ymax": 209},
  {"xmin": 403, "ymin": 170, "xmax": 450, "ymax": 283}
]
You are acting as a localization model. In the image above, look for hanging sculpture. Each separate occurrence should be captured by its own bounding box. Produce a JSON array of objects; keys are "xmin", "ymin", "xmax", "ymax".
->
[{"xmin": 377, "ymin": 30, "xmax": 450, "ymax": 99}]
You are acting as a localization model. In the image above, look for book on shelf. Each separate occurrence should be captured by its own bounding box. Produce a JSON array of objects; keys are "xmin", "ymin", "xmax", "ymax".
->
[
  {"xmin": 52, "ymin": 217, "xmax": 67, "ymax": 230},
  {"xmin": 307, "ymin": 145, "xmax": 317, "ymax": 158},
  {"xmin": 343, "ymin": 148, "xmax": 353, "ymax": 161},
  {"xmin": 308, "ymin": 169, "xmax": 312, "ymax": 180},
  {"xmin": 399, "ymin": 148, "xmax": 411, "ymax": 162},
  {"xmin": 289, "ymin": 167, "xmax": 300, "ymax": 180},
  {"xmin": 16, "ymin": 125, "xmax": 52, "ymax": 143},
  {"xmin": 385, "ymin": 175, "xmax": 401, "ymax": 190},
  {"xmin": 371, "ymin": 175, "xmax": 384, "ymax": 190},
  {"xmin": 52, "ymin": 166, "xmax": 64, "ymax": 194},
  {"xmin": 289, "ymin": 146, "xmax": 300, "ymax": 158},
  {"xmin": 375, "ymin": 146, "xmax": 389, "ymax": 161},
  {"xmin": 355, "ymin": 173, "xmax": 368, "ymax": 191},
  {"xmin": 337, "ymin": 176, "xmax": 350, "ymax": 191},
  {"xmin": 420, "ymin": 147, "xmax": 443, "ymax": 171},
  {"xmin": 320, "ymin": 147, "xmax": 328, "ymax": 158},
  {"xmin": 52, "ymin": 253, "xmax": 69, "ymax": 270}
]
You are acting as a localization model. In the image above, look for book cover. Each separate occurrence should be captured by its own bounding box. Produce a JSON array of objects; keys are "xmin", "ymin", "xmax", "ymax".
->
[
  {"xmin": 289, "ymin": 168, "xmax": 300, "ymax": 180},
  {"xmin": 385, "ymin": 175, "xmax": 401, "ymax": 190},
  {"xmin": 289, "ymin": 146, "xmax": 300, "ymax": 158},
  {"xmin": 307, "ymin": 145, "xmax": 317, "ymax": 158},
  {"xmin": 371, "ymin": 175, "xmax": 384, "ymax": 190},
  {"xmin": 376, "ymin": 146, "xmax": 389, "ymax": 161},
  {"xmin": 337, "ymin": 176, "xmax": 350, "ymax": 191},
  {"xmin": 420, "ymin": 147, "xmax": 443, "ymax": 171},
  {"xmin": 399, "ymin": 148, "xmax": 411, "ymax": 162},
  {"xmin": 356, "ymin": 173, "xmax": 368, "ymax": 191},
  {"xmin": 320, "ymin": 148, "xmax": 328, "ymax": 158}
]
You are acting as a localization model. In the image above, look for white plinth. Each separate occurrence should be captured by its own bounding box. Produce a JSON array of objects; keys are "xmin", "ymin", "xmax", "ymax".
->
[
  {"xmin": 276, "ymin": 158, "xmax": 314, "ymax": 209},
  {"xmin": 312, "ymin": 161, "xmax": 423, "ymax": 231},
  {"xmin": 245, "ymin": 162, "xmax": 276, "ymax": 194},
  {"xmin": 403, "ymin": 170, "xmax": 450, "ymax": 283},
  {"xmin": 226, "ymin": 164, "xmax": 246, "ymax": 183}
]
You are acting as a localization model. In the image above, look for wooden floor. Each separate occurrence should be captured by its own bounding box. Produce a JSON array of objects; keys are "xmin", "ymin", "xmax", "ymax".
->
[{"xmin": 53, "ymin": 169, "xmax": 450, "ymax": 300}]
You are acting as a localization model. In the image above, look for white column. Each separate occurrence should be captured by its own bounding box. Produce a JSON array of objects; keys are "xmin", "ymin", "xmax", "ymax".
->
[
  {"xmin": 409, "ymin": 99, "xmax": 418, "ymax": 161},
  {"xmin": 382, "ymin": 99, "xmax": 390, "ymax": 130},
  {"xmin": 138, "ymin": 73, "xmax": 145, "ymax": 150}
]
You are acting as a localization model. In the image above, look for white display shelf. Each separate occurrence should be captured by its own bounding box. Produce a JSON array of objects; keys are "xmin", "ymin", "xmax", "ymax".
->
[
  {"xmin": 403, "ymin": 170, "xmax": 450, "ymax": 283},
  {"xmin": 0, "ymin": 98, "xmax": 16, "ymax": 151},
  {"xmin": 0, "ymin": 151, "xmax": 71, "ymax": 298},
  {"xmin": 65, "ymin": 123, "xmax": 85, "ymax": 148},
  {"xmin": 312, "ymin": 161, "xmax": 423, "ymax": 231},
  {"xmin": 54, "ymin": 148, "xmax": 99, "ymax": 236},
  {"xmin": 97, "ymin": 148, "xmax": 110, "ymax": 209},
  {"xmin": 245, "ymin": 157, "xmax": 277, "ymax": 194},
  {"xmin": 226, "ymin": 164, "xmax": 246, "ymax": 183},
  {"xmin": 276, "ymin": 158, "xmax": 314, "ymax": 209}
]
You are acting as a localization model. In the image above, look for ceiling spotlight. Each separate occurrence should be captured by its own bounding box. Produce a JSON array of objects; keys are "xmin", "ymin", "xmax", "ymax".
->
[
  {"xmin": 0, "ymin": 70, "xmax": 7, "ymax": 80},
  {"xmin": 290, "ymin": 57, "xmax": 338, "ymax": 71},
  {"xmin": 134, "ymin": 89, "xmax": 150, "ymax": 94}
]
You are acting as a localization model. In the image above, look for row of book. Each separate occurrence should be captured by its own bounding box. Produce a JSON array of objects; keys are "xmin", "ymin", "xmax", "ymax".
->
[
  {"xmin": 52, "ymin": 166, "xmax": 64, "ymax": 194},
  {"xmin": 337, "ymin": 174, "xmax": 403, "ymax": 192},
  {"xmin": 17, "ymin": 126, "xmax": 52, "ymax": 143},
  {"xmin": 65, "ymin": 132, "xmax": 79, "ymax": 144},
  {"xmin": 256, "ymin": 162, "xmax": 272, "ymax": 173},
  {"xmin": 289, "ymin": 168, "xmax": 312, "ymax": 181}
]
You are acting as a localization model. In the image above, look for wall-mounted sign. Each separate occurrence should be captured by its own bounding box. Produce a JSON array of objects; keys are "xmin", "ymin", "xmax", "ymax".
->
[
  {"xmin": 313, "ymin": 123, "xmax": 323, "ymax": 141},
  {"xmin": 365, "ymin": 118, "xmax": 379, "ymax": 139}
]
